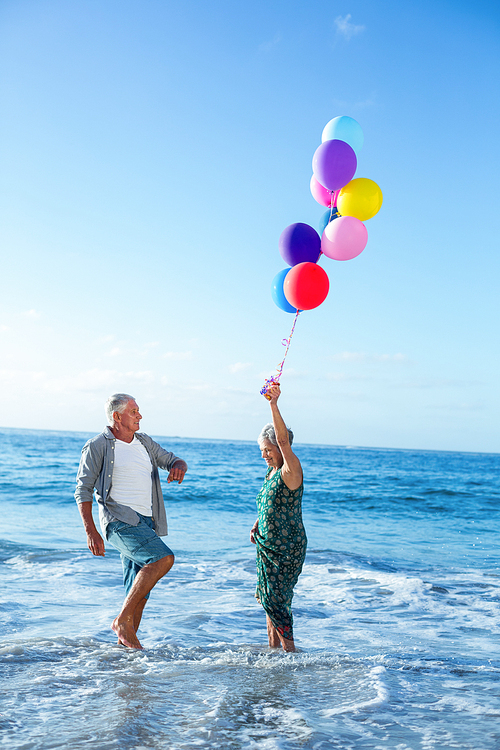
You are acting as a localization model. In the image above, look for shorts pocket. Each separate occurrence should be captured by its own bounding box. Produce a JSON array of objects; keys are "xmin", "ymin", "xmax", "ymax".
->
[{"xmin": 105, "ymin": 520, "xmax": 130, "ymax": 540}]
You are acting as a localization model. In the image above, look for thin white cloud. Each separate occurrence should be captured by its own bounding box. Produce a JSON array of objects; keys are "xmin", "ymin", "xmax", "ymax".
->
[
  {"xmin": 330, "ymin": 352, "xmax": 408, "ymax": 364},
  {"xmin": 162, "ymin": 351, "xmax": 193, "ymax": 361},
  {"xmin": 23, "ymin": 309, "xmax": 41, "ymax": 320},
  {"xmin": 229, "ymin": 362, "xmax": 252, "ymax": 374},
  {"xmin": 0, "ymin": 368, "xmax": 155, "ymax": 394},
  {"xmin": 325, "ymin": 372, "xmax": 352, "ymax": 382},
  {"xmin": 394, "ymin": 377, "xmax": 482, "ymax": 390},
  {"xmin": 426, "ymin": 401, "xmax": 486, "ymax": 412},
  {"xmin": 258, "ymin": 33, "xmax": 281, "ymax": 53},
  {"xmin": 329, "ymin": 92, "xmax": 377, "ymax": 111},
  {"xmin": 334, "ymin": 14, "xmax": 365, "ymax": 41},
  {"xmin": 104, "ymin": 340, "xmax": 161, "ymax": 358}
]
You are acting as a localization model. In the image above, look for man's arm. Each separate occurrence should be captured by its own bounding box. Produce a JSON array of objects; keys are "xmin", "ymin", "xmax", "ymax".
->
[
  {"xmin": 138, "ymin": 435, "xmax": 188, "ymax": 484},
  {"xmin": 78, "ymin": 501, "xmax": 105, "ymax": 557},
  {"xmin": 75, "ymin": 438, "xmax": 106, "ymax": 556},
  {"xmin": 167, "ymin": 459, "xmax": 188, "ymax": 484}
]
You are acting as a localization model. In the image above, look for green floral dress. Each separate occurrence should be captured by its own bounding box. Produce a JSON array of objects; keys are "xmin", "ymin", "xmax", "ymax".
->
[{"xmin": 255, "ymin": 467, "xmax": 307, "ymax": 640}]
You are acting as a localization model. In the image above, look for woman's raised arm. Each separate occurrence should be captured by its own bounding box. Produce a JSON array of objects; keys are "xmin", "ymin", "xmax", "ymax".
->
[{"xmin": 266, "ymin": 385, "xmax": 303, "ymax": 490}]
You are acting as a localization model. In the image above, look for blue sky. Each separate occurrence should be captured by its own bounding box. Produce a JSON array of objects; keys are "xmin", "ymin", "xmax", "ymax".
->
[{"xmin": 0, "ymin": 0, "xmax": 499, "ymax": 452}]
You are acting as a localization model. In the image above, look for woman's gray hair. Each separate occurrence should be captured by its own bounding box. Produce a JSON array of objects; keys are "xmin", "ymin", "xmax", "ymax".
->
[
  {"xmin": 258, "ymin": 423, "xmax": 294, "ymax": 447},
  {"xmin": 105, "ymin": 393, "xmax": 135, "ymax": 426}
]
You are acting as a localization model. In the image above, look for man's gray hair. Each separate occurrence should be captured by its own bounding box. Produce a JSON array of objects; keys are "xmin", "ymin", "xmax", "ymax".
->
[
  {"xmin": 105, "ymin": 393, "xmax": 135, "ymax": 426},
  {"xmin": 258, "ymin": 423, "xmax": 294, "ymax": 447}
]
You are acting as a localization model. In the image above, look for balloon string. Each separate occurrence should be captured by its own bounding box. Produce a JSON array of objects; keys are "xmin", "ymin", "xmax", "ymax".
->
[
  {"xmin": 318, "ymin": 190, "xmax": 340, "ymax": 264},
  {"xmin": 317, "ymin": 191, "xmax": 335, "ymax": 263},
  {"xmin": 260, "ymin": 309, "xmax": 301, "ymax": 397}
]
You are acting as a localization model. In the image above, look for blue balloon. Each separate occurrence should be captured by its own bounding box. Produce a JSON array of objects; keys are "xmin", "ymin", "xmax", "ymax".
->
[
  {"xmin": 318, "ymin": 207, "xmax": 340, "ymax": 236},
  {"xmin": 321, "ymin": 116, "xmax": 364, "ymax": 155},
  {"xmin": 271, "ymin": 268, "xmax": 297, "ymax": 313}
]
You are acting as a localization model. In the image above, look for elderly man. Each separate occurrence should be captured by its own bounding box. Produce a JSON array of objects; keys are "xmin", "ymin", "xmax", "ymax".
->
[{"xmin": 75, "ymin": 393, "xmax": 187, "ymax": 649}]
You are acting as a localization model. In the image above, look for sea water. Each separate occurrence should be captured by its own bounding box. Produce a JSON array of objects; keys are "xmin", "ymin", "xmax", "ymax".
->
[{"xmin": 0, "ymin": 427, "xmax": 499, "ymax": 749}]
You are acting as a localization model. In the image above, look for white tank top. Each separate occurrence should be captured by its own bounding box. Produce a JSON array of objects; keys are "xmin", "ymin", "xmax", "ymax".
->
[{"xmin": 111, "ymin": 436, "xmax": 153, "ymax": 516}]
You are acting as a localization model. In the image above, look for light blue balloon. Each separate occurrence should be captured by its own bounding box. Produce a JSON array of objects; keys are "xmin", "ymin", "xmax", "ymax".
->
[
  {"xmin": 318, "ymin": 207, "xmax": 340, "ymax": 236},
  {"xmin": 322, "ymin": 116, "xmax": 364, "ymax": 155},
  {"xmin": 271, "ymin": 268, "xmax": 297, "ymax": 313}
]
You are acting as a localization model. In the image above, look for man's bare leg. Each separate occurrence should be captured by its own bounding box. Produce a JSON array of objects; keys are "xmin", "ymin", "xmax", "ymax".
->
[
  {"xmin": 112, "ymin": 554, "xmax": 174, "ymax": 648},
  {"xmin": 133, "ymin": 597, "xmax": 148, "ymax": 632},
  {"xmin": 116, "ymin": 597, "xmax": 148, "ymax": 645}
]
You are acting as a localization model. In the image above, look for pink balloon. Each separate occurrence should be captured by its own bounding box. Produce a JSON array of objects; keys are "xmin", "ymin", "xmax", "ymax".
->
[
  {"xmin": 321, "ymin": 215, "xmax": 368, "ymax": 261},
  {"xmin": 310, "ymin": 176, "xmax": 337, "ymax": 207}
]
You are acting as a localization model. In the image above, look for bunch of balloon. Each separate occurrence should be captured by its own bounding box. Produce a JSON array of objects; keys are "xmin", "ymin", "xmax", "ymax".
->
[
  {"xmin": 264, "ymin": 220, "xmax": 330, "ymax": 398},
  {"xmin": 262, "ymin": 115, "xmax": 382, "ymax": 397},
  {"xmin": 312, "ymin": 116, "xmax": 383, "ymax": 263}
]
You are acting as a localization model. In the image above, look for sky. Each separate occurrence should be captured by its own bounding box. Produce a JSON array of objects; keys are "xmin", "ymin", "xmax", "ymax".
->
[{"xmin": 0, "ymin": 0, "xmax": 499, "ymax": 452}]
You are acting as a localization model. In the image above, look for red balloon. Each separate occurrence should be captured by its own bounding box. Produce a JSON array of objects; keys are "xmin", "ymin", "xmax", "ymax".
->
[{"xmin": 283, "ymin": 262, "xmax": 330, "ymax": 310}]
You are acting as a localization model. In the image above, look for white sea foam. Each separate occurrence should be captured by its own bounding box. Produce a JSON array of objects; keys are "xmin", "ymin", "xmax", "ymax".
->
[{"xmin": 321, "ymin": 665, "xmax": 390, "ymax": 716}]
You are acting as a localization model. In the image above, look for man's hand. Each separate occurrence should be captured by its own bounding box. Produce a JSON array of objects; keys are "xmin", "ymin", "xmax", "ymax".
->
[
  {"xmin": 167, "ymin": 461, "xmax": 187, "ymax": 484},
  {"xmin": 78, "ymin": 502, "xmax": 105, "ymax": 557},
  {"xmin": 87, "ymin": 529, "xmax": 105, "ymax": 557}
]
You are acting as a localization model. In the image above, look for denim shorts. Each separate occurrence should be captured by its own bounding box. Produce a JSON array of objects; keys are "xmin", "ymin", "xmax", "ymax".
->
[{"xmin": 105, "ymin": 513, "xmax": 174, "ymax": 597}]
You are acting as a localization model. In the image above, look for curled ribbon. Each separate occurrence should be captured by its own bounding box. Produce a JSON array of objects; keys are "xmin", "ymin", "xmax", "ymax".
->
[{"xmin": 260, "ymin": 309, "xmax": 301, "ymax": 399}]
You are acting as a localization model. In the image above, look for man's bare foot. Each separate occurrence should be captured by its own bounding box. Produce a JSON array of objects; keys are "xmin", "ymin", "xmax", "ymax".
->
[{"xmin": 111, "ymin": 616, "xmax": 143, "ymax": 649}]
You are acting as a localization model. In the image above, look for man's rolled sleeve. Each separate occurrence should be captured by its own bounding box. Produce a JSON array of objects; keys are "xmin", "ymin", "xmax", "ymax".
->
[{"xmin": 139, "ymin": 436, "xmax": 180, "ymax": 472}]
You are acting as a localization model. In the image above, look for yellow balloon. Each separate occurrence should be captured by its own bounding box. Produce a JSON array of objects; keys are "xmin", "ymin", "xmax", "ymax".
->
[{"xmin": 337, "ymin": 178, "xmax": 383, "ymax": 221}]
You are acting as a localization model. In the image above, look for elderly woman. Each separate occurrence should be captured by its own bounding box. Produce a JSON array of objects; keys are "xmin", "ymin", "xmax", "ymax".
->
[{"xmin": 250, "ymin": 384, "xmax": 307, "ymax": 652}]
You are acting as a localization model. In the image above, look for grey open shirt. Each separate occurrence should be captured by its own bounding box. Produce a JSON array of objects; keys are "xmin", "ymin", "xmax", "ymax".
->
[{"xmin": 74, "ymin": 427, "xmax": 181, "ymax": 536}]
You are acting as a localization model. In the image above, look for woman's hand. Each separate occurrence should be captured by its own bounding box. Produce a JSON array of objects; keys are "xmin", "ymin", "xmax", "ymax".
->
[
  {"xmin": 266, "ymin": 384, "xmax": 281, "ymax": 404},
  {"xmin": 250, "ymin": 520, "xmax": 259, "ymax": 544}
]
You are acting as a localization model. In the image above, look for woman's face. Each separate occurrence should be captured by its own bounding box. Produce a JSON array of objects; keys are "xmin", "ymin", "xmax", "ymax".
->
[{"xmin": 260, "ymin": 439, "xmax": 283, "ymax": 469}]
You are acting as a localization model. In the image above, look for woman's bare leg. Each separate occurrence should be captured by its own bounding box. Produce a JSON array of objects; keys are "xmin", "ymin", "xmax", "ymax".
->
[
  {"xmin": 266, "ymin": 615, "xmax": 281, "ymax": 648},
  {"xmin": 266, "ymin": 615, "xmax": 296, "ymax": 652},
  {"xmin": 279, "ymin": 634, "xmax": 296, "ymax": 653}
]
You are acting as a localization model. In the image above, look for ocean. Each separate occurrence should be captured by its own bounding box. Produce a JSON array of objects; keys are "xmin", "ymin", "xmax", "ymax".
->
[{"xmin": 0, "ymin": 427, "xmax": 499, "ymax": 749}]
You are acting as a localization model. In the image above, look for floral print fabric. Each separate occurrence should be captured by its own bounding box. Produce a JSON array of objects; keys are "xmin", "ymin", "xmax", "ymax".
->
[{"xmin": 255, "ymin": 467, "xmax": 307, "ymax": 639}]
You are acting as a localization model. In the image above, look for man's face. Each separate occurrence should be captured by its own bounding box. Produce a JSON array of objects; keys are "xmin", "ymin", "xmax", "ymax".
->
[{"xmin": 116, "ymin": 399, "xmax": 142, "ymax": 433}]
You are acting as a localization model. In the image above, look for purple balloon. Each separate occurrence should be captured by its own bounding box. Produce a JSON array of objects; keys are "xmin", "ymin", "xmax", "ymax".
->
[
  {"xmin": 279, "ymin": 223, "xmax": 321, "ymax": 266},
  {"xmin": 312, "ymin": 139, "xmax": 357, "ymax": 191}
]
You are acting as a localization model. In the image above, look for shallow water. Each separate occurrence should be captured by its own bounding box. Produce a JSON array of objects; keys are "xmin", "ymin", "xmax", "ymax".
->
[{"xmin": 1, "ymin": 428, "xmax": 499, "ymax": 749}]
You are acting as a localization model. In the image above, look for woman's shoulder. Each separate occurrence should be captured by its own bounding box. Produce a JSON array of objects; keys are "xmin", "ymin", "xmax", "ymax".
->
[{"xmin": 277, "ymin": 467, "xmax": 303, "ymax": 494}]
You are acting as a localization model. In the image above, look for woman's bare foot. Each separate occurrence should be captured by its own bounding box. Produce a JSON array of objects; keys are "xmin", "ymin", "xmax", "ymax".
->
[
  {"xmin": 281, "ymin": 637, "xmax": 296, "ymax": 653},
  {"xmin": 112, "ymin": 616, "xmax": 143, "ymax": 649}
]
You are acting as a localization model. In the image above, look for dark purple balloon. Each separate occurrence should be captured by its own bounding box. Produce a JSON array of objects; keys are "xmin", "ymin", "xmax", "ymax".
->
[
  {"xmin": 312, "ymin": 139, "xmax": 357, "ymax": 191},
  {"xmin": 279, "ymin": 223, "xmax": 321, "ymax": 267}
]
